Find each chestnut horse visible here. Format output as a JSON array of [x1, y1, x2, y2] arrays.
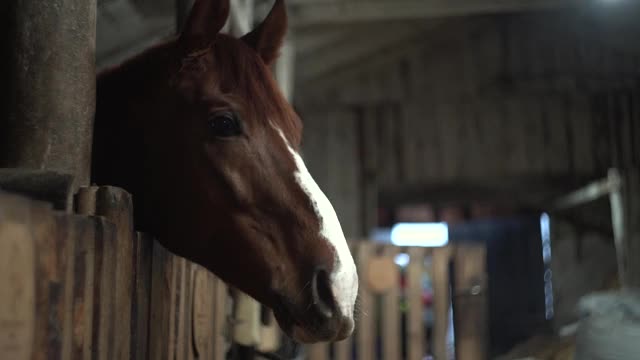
[[92, 0, 357, 343]]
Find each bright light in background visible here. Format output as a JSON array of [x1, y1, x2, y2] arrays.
[[540, 212, 554, 320], [394, 253, 410, 267], [390, 222, 449, 247]]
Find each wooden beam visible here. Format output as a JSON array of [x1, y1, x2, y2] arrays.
[[378, 174, 598, 207], [296, 22, 434, 82], [294, 18, 486, 99], [289, 0, 579, 27], [553, 170, 621, 210]]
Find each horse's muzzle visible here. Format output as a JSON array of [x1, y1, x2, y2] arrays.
[[272, 267, 355, 343]]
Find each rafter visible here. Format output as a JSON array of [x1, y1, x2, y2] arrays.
[[296, 21, 435, 82], [289, 0, 579, 27]]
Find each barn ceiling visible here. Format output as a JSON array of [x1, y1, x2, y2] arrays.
[[96, 0, 639, 85]]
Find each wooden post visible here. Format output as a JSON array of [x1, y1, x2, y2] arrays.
[[452, 244, 488, 360], [611, 167, 640, 289], [1, 0, 97, 189]]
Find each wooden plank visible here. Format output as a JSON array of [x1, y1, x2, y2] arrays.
[[212, 277, 228, 360], [569, 95, 595, 175], [452, 244, 489, 360], [70, 216, 96, 360], [360, 107, 379, 233], [334, 337, 352, 360], [92, 217, 117, 360], [432, 246, 452, 360], [356, 242, 375, 360], [307, 342, 329, 360], [290, 0, 579, 27], [175, 257, 189, 360], [30, 201, 76, 360], [148, 242, 174, 360], [522, 96, 546, 174], [192, 266, 215, 360], [59, 215, 77, 360], [407, 247, 426, 360], [75, 186, 99, 216], [503, 98, 529, 175], [95, 186, 134, 360], [381, 245, 401, 360], [131, 232, 153, 360], [0, 192, 36, 360], [543, 96, 571, 175]]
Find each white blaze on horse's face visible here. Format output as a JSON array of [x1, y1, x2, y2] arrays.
[[275, 128, 359, 322]]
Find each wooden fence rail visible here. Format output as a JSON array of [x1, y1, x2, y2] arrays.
[[0, 187, 230, 360]]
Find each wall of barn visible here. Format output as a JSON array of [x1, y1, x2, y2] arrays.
[[298, 10, 640, 328]]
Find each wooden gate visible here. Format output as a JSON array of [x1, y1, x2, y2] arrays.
[[306, 242, 488, 360], [0, 186, 230, 360]]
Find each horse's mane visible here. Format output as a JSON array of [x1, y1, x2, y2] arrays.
[[96, 34, 302, 147]]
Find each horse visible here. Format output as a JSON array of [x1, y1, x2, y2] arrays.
[[91, 0, 358, 343]]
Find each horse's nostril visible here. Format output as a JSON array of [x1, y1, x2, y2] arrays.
[[311, 268, 335, 319]]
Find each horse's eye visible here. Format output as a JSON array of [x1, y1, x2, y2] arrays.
[[208, 111, 242, 138]]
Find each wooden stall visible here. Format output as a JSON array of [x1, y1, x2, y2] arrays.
[[0, 187, 230, 360], [0, 184, 493, 359]]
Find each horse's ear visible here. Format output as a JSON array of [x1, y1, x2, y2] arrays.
[[241, 0, 287, 65], [181, 0, 230, 39]]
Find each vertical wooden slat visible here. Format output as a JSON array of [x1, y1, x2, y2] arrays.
[[334, 337, 353, 360], [30, 201, 55, 360], [131, 233, 153, 360], [193, 266, 215, 360], [212, 277, 228, 360], [95, 187, 134, 360], [432, 246, 452, 360], [381, 246, 401, 360], [407, 247, 425, 360], [175, 258, 188, 360], [75, 186, 99, 216], [569, 95, 594, 175], [356, 242, 375, 360], [184, 263, 195, 360], [70, 216, 96, 360], [452, 244, 489, 360], [0, 193, 35, 360], [168, 255, 179, 360], [360, 108, 379, 233], [92, 218, 117, 360], [59, 215, 76, 360], [148, 242, 174, 360], [307, 342, 330, 360]]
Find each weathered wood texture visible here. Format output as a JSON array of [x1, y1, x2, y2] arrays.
[[1, 0, 96, 190], [299, 11, 640, 237], [0, 188, 230, 360], [306, 242, 475, 360]]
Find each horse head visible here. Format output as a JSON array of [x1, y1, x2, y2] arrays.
[[98, 0, 358, 343]]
